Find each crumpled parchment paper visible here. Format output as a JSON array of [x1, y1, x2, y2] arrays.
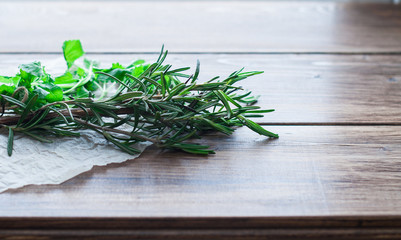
[[0, 57, 152, 193], [0, 129, 151, 193]]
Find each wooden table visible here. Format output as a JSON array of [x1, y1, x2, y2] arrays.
[[1, 1, 401, 239]]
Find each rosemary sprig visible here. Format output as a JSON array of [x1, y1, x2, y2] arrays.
[[0, 40, 278, 156]]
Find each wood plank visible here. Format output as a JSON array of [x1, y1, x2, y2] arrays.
[[1, 216, 401, 240], [1, 54, 400, 123], [1, 126, 401, 217], [0, 2, 401, 53]]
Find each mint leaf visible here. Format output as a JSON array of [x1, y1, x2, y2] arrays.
[[74, 86, 90, 98], [97, 68, 129, 83], [54, 72, 76, 85], [43, 84, 63, 102], [0, 76, 19, 86], [62, 40, 84, 67], [18, 62, 45, 89], [19, 61, 44, 79], [0, 84, 16, 95], [33, 83, 64, 105]]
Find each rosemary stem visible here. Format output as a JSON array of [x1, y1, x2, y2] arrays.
[[37, 100, 77, 112], [74, 118, 158, 144]]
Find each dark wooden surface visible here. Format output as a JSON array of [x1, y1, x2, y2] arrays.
[[0, 1, 401, 53], [1, 1, 401, 239], [2, 126, 401, 217], [1, 216, 401, 239], [2, 54, 401, 124]]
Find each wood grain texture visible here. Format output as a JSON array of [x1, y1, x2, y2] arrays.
[[0, 2, 401, 53], [1, 54, 400, 123], [1, 126, 401, 217], [1, 216, 401, 239], [1, 1, 401, 239], [1, 126, 401, 238]]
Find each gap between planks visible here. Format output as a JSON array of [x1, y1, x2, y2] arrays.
[[256, 122, 401, 126], [2, 51, 401, 55]]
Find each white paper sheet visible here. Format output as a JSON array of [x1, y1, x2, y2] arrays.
[[0, 129, 151, 193]]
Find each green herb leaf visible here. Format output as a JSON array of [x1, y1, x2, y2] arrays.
[[62, 40, 85, 67], [237, 115, 279, 138], [7, 127, 14, 156], [19, 62, 44, 78]]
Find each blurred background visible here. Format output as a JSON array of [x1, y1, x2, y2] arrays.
[[1, 0, 400, 53]]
